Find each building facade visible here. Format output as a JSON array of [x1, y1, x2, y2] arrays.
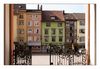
[[74, 13, 85, 48], [14, 4, 42, 52], [65, 13, 77, 45], [14, 4, 26, 43], [42, 11, 65, 52], [13, 4, 85, 53], [14, 4, 26, 42], [65, 13, 85, 48], [26, 10, 42, 52]]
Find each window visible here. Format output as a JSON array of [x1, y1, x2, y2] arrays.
[[32, 15, 38, 20], [79, 29, 85, 33], [66, 39, 69, 42], [44, 36, 49, 42], [70, 21, 74, 24], [80, 20, 85, 25], [19, 39, 23, 42], [45, 29, 49, 34], [66, 21, 70, 26], [34, 15, 38, 18], [34, 21, 39, 26], [66, 21, 69, 23], [59, 29, 63, 34], [79, 37, 85, 42], [19, 14, 23, 19], [59, 36, 63, 42], [28, 21, 32, 26], [36, 37, 40, 41], [46, 22, 50, 27], [70, 33, 73, 37], [18, 37, 24, 42], [17, 29, 24, 34], [28, 28, 32, 33], [34, 37, 39, 41], [58, 22, 62, 27], [51, 16, 55, 20], [18, 5, 22, 8], [18, 20, 24, 25], [51, 28, 56, 35], [69, 21, 74, 26], [52, 36, 56, 42], [34, 28, 39, 34], [28, 36, 33, 43], [70, 27, 73, 30]]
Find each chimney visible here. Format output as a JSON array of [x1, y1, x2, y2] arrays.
[[37, 4, 39, 10], [40, 5, 42, 10]]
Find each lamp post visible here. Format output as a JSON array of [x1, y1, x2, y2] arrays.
[[49, 43, 53, 65]]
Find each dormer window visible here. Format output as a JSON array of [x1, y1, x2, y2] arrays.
[[19, 5, 22, 8], [51, 16, 56, 20]]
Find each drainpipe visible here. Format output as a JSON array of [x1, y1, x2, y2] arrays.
[[87, 4, 90, 65]]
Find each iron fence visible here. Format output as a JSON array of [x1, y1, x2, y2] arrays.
[[13, 42, 32, 65], [49, 44, 86, 65]]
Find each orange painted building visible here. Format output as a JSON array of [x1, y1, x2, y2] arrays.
[[14, 4, 42, 52], [26, 10, 42, 52]]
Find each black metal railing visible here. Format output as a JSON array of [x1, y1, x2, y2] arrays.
[[49, 44, 86, 65], [13, 42, 32, 65]]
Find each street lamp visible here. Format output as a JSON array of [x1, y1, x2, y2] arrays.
[[49, 43, 53, 65]]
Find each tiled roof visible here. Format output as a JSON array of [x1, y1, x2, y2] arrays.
[[65, 13, 85, 20], [14, 4, 26, 10], [42, 11, 65, 21], [26, 10, 42, 13], [73, 13, 85, 20], [64, 13, 76, 20], [14, 4, 26, 14]]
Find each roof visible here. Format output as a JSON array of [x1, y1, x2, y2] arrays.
[[14, 4, 26, 14], [42, 11, 65, 22], [73, 13, 85, 20], [26, 10, 42, 13], [64, 13, 76, 20], [65, 13, 85, 20]]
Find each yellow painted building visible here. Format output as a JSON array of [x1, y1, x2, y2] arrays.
[[77, 20, 85, 44], [75, 13, 85, 48], [17, 10, 27, 43], [65, 13, 85, 48]]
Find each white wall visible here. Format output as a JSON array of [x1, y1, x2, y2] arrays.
[[4, 4, 10, 65], [77, 20, 85, 44], [32, 55, 49, 65], [90, 4, 95, 65], [85, 4, 95, 65]]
